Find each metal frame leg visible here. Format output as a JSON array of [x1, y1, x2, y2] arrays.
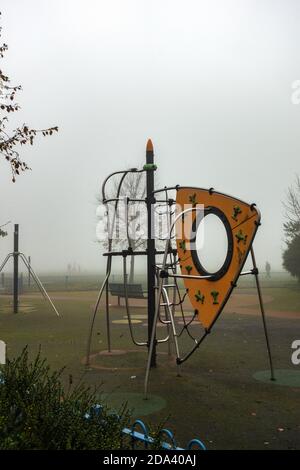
[[0, 253, 13, 274], [105, 276, 111, 352], [144, 274, 163, 398], [86, 258, 112, 366], [162, 286, 181, 376], [251, 247, 275, 381], [0, 252, 59, 317], [123, 256, 147, 347], [19, 253, 59, 316]]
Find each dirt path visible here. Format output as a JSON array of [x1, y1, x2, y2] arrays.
[[17, 290, 300, 319]]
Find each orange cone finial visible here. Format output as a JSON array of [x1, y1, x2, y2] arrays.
[[146, 139, 153, 152]]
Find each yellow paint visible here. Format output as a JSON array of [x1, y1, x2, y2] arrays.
[[112, 319, 142, 325], [176, 187, 260, 329]]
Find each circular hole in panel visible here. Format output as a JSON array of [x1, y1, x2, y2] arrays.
[[195, 213, 229, 274]]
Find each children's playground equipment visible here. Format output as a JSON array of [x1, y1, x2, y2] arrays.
[[0, 224, 59, 316], [86, 140, 275, 397]]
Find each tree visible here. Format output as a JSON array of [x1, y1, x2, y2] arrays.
[[0, 221, 8, 238], [0, 12, 58, 182], [97, 172, 146, 283], [283, 235, 300, 282], [96, 170, 172, 283], [0, 348, 129, 449], [283, 175, 300, 282], [283, 175, 300, 241]]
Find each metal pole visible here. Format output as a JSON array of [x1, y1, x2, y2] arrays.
[[13, 224, 19, 314], [19, 253, 59, 316], [86, 263, 111, 366], [28, 256, 31, 287], [20, 272, 23, 294], [106, 273, 111, 352], [146, 139, 156, 367], [144, 236, 171, 397], [250, 247, 275, 381]]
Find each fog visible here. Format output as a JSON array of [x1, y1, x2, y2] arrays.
[[0, 0, 299, 273]]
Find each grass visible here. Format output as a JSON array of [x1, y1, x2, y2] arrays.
[[265, 287, 300, 312], [0, 276, 300, 450]]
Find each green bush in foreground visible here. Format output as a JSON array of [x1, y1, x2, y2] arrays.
[[0, 348, 129, 450]]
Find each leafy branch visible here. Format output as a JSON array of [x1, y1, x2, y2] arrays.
[[0, 11, 58, 182]]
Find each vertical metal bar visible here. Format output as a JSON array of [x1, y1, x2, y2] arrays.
[[144, 238, 171, 398], [13, 224, 19, 314], [28, 255, 31, 287], [123, 256, 147, 346], [144, 274, 162, 398], [146, 139, 156, 367], [250, 247, 275, 381], [0, 254, 13, 276], [170, 252, 177, 358], [86, 259, 112, 366], [106, 258, 111, 353], [162, 287, 180, 360], [20, 272, 23, 294], [19, 253, 59, 316]]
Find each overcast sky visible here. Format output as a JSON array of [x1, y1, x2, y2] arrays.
[[0, 0, 299, 273]]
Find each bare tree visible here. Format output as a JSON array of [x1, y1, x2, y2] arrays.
[[283, 174, 300, 242], [0, 12, 58, 181], [97, 171, 146, 283], [282, 175, 300, 282], [0, 227, 7, 237], [96, 170, 173, 283]]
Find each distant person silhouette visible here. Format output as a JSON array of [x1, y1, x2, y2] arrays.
[[265, 261, 271, 278]]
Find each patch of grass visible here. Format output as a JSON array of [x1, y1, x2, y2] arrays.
[[0, 284, 300, 449], [265, 287, 300, 312], [0, 348, 129, 449]]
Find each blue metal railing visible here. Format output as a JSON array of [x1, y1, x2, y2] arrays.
[[0, 372, 206, 451], [122, 418, 206, 450], [86, 404, 206, 450]]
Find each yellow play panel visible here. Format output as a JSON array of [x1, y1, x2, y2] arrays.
[[176, 187, 260, 330]]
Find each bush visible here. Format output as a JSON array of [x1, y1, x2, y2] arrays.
[[0, 348, 129, 449], [283, 234, 300, 283]]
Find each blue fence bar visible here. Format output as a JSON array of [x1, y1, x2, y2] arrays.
[[122, 418, 206, 450], [0, 376, 206, 451], [86, 404, 206, 450]]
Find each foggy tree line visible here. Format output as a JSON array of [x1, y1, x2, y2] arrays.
[[283, 175, 300, 283]]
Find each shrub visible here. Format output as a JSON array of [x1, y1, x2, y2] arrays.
[[0, 348, 129, 449], [283, 235, 300, 283]]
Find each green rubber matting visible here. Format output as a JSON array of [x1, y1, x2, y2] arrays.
[[253, 369, 300, 387], [112, 319, 142, 324], [99, 392, 167, 417], [123, 314, 147, 320]]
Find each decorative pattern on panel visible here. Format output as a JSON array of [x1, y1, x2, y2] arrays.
[[175, 187, 260, 330]]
